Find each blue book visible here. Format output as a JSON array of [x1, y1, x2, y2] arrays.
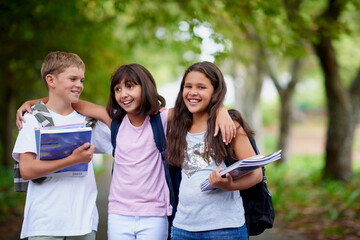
[[35, 126, 92, 177]]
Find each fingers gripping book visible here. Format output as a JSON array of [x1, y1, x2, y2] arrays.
[[35, 123, 92, 177], [200, 150, 282, 191]]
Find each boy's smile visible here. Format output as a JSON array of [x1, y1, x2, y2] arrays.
[[51, 67, 85, 104]]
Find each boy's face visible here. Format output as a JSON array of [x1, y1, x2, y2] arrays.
[[50, 67, 85, 104]]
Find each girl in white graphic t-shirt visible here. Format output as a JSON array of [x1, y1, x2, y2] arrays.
[[166, 61, 263, 240]]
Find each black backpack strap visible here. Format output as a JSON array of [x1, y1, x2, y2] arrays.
[[226, 136, 274, 236], [248, 137, 260, 155]]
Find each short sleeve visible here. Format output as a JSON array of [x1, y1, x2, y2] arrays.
[[92, 120, 112, 155], [12, 113, 39, 162]]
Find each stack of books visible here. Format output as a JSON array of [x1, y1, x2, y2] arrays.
[[200, 150, 282, 192], [35, 123, 92, 177]]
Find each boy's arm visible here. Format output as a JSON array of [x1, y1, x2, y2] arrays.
[[168, 105, 236, 144], [16, 97, 48, 130], [19, 142, 95, 180], [72, 100, 111, 128]]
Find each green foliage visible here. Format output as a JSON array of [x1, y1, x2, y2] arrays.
[[265, 153, 360, 238], [0, 166, 25, 222]]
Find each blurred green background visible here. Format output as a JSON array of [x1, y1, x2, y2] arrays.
[[1, 0, 360, 239]]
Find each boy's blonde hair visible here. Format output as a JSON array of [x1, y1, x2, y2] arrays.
[[41, 51, 85, 89]]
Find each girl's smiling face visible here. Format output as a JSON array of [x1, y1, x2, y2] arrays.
[[114, 79, 142, 115], [182, 71, 214, 117]]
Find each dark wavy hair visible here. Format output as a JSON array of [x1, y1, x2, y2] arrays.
[[106, 64, 166, 121], [166, 61, 253, 166]]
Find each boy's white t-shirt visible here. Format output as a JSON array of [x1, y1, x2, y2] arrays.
[[12, 110, 111, 239]]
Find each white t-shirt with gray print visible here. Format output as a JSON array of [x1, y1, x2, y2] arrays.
[[173, 131, 245, 232]]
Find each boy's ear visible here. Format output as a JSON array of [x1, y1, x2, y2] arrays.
[[45, 74, 56, 88]]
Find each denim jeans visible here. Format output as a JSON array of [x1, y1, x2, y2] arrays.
[[171, 225, 248, 240]]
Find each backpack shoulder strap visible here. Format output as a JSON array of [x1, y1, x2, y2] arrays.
[[248, 137, 260, 155], [15, 101, 53, 192], [224, 137, 260, 167], [110, 119, 122, 157], [85, 117, 97, 129], [31, 101, 54, 127], [149, 113, 166, 159], [149, 112, 181, 223]]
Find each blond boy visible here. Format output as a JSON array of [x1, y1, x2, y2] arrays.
[[12, 51, 111, 240]]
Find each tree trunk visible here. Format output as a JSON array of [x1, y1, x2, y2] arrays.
[[1, 68, 16, 167], [313, 37, 353, 180], [279, 59, 300, 162], [230, 49, 264, 148], [277, 91, 293, 163]]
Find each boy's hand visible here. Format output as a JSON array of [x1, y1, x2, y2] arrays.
[[16, 101, 33, 130], [72, 142, 95, 163], [208, 168, 234, 191], [214, 106, 236, 145]]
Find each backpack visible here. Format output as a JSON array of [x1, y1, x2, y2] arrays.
[[110, 113, 181, 220], [224, 137, 275, 236], [14, 101, 97, 192]]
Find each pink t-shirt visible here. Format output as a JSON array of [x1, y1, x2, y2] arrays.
[[108, 109, 172, 216]]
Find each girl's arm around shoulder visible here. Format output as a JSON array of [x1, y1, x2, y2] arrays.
[[16, 97, 49, 130], [215, 105, 237, 144], [73, 100, 111, 128], [208, 122, 262, 191]]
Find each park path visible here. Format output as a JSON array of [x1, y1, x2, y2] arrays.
[[94, 157, 112, 240]]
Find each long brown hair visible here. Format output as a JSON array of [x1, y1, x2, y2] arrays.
[[166, 61, 254, 166], [106, 64, 166, 121]]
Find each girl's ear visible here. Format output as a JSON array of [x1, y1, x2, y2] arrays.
[[46, 74, 56, 88]]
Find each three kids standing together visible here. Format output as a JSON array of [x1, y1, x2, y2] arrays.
[[15, 51, 262, 240]]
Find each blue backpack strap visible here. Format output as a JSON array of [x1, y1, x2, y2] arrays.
[[149, 113, 166, 156], [149, 113, 180, 221], [110, 119, 122, 157]]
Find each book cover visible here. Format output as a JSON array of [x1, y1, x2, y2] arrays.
[[35, 126, 92, 177], [200, 150, 282, 192]]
